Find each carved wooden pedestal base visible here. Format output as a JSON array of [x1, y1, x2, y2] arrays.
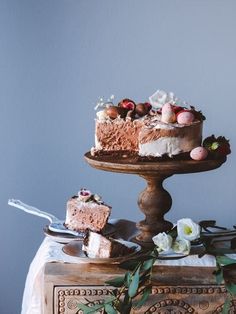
[[136, 174, 173, 244]]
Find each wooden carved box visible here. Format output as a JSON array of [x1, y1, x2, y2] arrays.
[[43, 262, 236, 314]]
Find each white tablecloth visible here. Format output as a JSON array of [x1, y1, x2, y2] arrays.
[[21, 220, 230, 314]]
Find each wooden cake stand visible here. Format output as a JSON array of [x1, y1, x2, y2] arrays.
[[84, 152, 226, 247]]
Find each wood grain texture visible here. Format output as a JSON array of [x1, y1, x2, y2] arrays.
[[43, 262, 236, 314], [84, 152, 226, 176]]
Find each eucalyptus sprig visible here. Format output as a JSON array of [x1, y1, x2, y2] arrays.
[[77, 219, 236, 314], [214, 256, 236, 314], [77, 251, 156, 314]]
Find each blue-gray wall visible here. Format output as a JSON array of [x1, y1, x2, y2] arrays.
[[1, 1, 236, 313]]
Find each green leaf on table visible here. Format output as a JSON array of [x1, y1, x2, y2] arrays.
[[134, 286, 152, 308], [125, 271, 132, 287], [141, 258, 155, 271], [226, 283, 236, 295], [104, 303, 117, 314], [222, 296, 231, 314], [104, 296, 117, 303], [214, 268, 223, 285], [77, 303, 102, 314], [216, 256, 236, 266], [105, 276, 125, 287], [128, 266, 140, 298]]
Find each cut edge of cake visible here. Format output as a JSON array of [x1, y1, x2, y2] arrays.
[[91, 90, 206, 159], [82, 230, 137, 259], [65, 189, 111, 233]]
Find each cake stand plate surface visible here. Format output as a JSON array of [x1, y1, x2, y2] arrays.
[[84, 152, 226, 247], [84, 152, 226, 175]]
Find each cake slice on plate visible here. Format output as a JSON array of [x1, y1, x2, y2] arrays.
[[82, 230, 136, 258]]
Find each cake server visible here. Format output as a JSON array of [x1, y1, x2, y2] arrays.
[[8, 199, 80, 236]]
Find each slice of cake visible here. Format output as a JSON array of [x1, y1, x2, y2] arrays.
[[82, 230, 136, 258], [91, 90, 205, 159], [65, 189, 111, 232]]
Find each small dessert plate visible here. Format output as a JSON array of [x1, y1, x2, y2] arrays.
[[43, 226, 82, 244], [62, 240, 141, 264]]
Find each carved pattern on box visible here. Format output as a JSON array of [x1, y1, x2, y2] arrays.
[[145, 299, 195, 313], [213, 299, 236, 313], [56, 287, 113, 314], [54, 285, 236, 314]]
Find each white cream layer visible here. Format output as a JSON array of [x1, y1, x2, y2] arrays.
[[139, 136, 200, 157], [82, 232, 111, 258]]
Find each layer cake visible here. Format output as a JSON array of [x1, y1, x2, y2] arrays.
[[91, 90, 205, 159]]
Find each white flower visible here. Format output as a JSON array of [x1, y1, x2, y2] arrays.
[[149, 90, 177, 109], [152, 232, 173, 252], [172, 238, 191, 255], [78, 189, 92, 202], [177, 218, 200, 241]]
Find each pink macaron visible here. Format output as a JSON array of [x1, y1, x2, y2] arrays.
[[190, 147, 208, 161]]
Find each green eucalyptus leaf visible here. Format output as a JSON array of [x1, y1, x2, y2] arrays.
[[226, 283, 236, 295], [214, 269, 224, 285], [135, 286, 152, 308], [105, 276, 126, 287], [104, 303, 118, 314], [125, 271, 132, 287], [104, 296, 117, 303], [222, 296, 231, 314], [216, 256, 236, 266], [141, 258, 155, 271], [128, 266, 140, 298], [77, 303, 102, 314], [77, 303, 91, 312]]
